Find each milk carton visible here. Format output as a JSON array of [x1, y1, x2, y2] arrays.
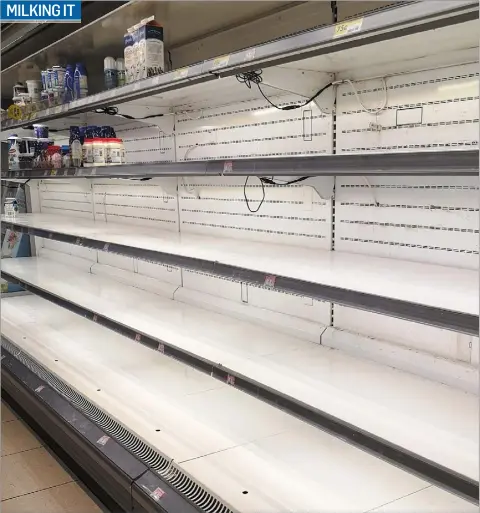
[[130, 23, 142, 82], [123, 29, 134, 84], [137, 16, 164, 80]]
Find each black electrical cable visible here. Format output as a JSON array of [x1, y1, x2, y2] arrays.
[[236, 70, 333, 111], [93, 106, 164, 119], [260, 176, 310, 186], [243, 175, 265, 213]]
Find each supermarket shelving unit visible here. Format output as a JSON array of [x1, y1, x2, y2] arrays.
[[1, 2, 479, 512]]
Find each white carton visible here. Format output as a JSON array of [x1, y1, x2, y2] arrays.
[[137, 16, 164, 80]]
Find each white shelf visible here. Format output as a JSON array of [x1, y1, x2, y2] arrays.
[[2, 256, 477, 482], [4, 213, 478, 318], [2, 293, 477, 513]]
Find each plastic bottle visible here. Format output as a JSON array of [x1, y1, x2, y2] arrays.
[[52, 66, 66, 89], [116, 58, 126, 87], [104, 57, 117, 90], [93, 138, 106, 166], [107, 138, 124, 165], [74, 63, 88, 99], [49, 146, 63, 168], [71, 139, 82, 167], [119, 138, 126, 164], [64, 65, 74, 103], [83, 138, 94, 167], [61, 145, 71, 168]]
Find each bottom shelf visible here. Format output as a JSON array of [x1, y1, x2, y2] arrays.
[[1, 257, 478, 485], [1, 294, 477, 513]]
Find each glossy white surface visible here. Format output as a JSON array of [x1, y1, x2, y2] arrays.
[[2, 294, 477, 513], [5, 213, 478, 314], [2, 257, 478, 480]]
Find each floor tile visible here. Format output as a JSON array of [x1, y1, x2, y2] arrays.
[[1, 482, 103, 513], [1, 402, 17, 423], [1, 419, 42, 456], [2, 447, 74, 500]]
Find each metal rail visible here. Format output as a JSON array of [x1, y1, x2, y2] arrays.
[[2, 224, 477, 335], [2, 150, 478, 180]]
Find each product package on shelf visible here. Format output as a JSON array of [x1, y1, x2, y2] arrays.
[[125, 16, 164, 83], [138, 16, 164, 79]]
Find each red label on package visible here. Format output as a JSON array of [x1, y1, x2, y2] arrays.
[[226, 374, 235, 386]]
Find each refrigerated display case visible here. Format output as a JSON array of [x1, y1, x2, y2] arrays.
[[1, 2, 479, 512]]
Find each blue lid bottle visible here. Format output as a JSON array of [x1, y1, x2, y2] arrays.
[[74, 63, 88, 100], [64, 64, 74, 103]]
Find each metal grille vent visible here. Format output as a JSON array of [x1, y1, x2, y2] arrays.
[[1, 338, 234, 513]]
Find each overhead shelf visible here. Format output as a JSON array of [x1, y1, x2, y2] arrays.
[[2, 150, 478, 180], [3, 213, 478, 334], [2, 0, 478, 131], [1, 257, 478, 498], [3, 293, 477, 511]]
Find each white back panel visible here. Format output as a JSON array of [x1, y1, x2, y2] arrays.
[[115, 118, 175, 164], [39, 179, 93, 219], [175, 94, 332, 160], [335, 176, 479, 268], [179, 176, 332, 249], [336, 63, 479, 153], [182, 268, 331, 325], [93, 178, 179, 231]]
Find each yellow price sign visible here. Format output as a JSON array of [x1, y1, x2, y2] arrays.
[[174, 67, 189, 80], [333, 18, 363, 39], [211, 55, 230, 70]]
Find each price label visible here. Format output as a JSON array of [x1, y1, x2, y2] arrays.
[[157, 343, 165, 354], [96, 435, 110, 446], [244, 49, 256, 62], [93, 314, 98, 322], [333, 18, 363, 38], [135, 333, 142, 342], [226, 374, 235, 386], [174, 68, 189, 80], [50, 169, 58, 176], [103, 243, 110, 251], [35, 385, 45, 393], [264, 275, 276, 288], [223, 161, 233, 174], [211, 55, 230, 70], [150, 488, 165, 501]]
